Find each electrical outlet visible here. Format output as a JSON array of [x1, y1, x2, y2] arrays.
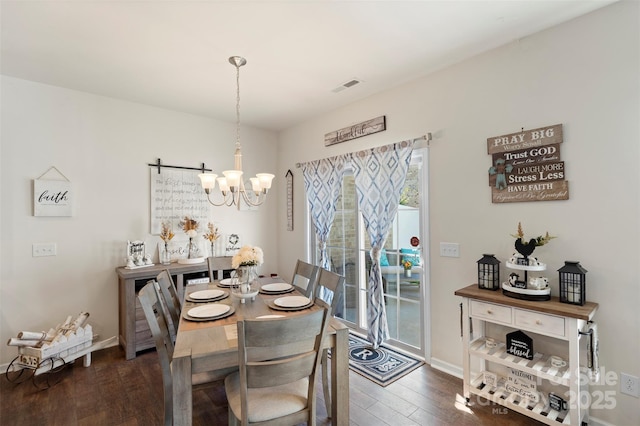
[[32, 242, 57, 257], [620, 372, 640, 397], [440, 242, 460, 258]]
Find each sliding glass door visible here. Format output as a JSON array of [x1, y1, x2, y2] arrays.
[[313, 152, 429, 357]]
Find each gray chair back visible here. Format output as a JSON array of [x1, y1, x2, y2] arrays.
[[138, 282, 174, 426], [226, 302, 330, 425], [155, 270, 181, 332], [207, 256, 234, 281], [291, 259, 320, 298], [315, 267, 345, 316]]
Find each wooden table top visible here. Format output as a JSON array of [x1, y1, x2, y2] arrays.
[[455, 284, 598, 320], [173, 279, 336, 366]]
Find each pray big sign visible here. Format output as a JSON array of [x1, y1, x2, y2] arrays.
[[487, 124, 570, 203]]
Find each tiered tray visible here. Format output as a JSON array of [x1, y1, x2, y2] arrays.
[[503, 261, 550, 301]]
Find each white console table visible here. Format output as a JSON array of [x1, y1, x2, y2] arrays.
[[456, 284, 598, 425]]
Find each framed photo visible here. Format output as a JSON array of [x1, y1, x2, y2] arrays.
[[225, 234, 241, 255]]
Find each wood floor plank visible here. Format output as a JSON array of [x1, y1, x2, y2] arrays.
[[1, 345, 545, 425], [365, 400, 421, 426]]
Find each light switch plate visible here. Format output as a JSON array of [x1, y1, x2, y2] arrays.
[[33, 242, 57, 257], [440, 242, 459, 257]]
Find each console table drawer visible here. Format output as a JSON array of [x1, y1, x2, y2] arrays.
[[470, 300, 512, 325], [514, 308, 565, 337]]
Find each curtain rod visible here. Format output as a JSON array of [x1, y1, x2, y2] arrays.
[[147, 158, 212, 174], [295, 133, 431, 168]]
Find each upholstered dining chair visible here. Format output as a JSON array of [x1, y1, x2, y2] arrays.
[[224, 301, 331, 426], [138, 282, 235, 426], [291, 259, 320, 298], [314, 268, 346, 416], [155, 269, 181, 333]]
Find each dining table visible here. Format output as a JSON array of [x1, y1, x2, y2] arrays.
[[171, 277, 350, 425]]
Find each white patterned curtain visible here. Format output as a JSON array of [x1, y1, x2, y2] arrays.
[[350, 140, 415, 348], [301, 156, 348, 270]]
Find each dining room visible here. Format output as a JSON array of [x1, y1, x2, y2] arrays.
[[1, 1, 639, 425]]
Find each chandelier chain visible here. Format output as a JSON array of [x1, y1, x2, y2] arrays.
[[235, 61, 241, 150], [198, 56, 274, 210]]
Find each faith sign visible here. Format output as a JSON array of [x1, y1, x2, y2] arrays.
[[33, 167, 72, 217]]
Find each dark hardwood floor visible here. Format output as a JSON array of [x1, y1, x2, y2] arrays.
[[1, 346, 541, 425]]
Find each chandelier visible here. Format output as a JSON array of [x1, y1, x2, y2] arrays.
[[199, 56, 274, 209]]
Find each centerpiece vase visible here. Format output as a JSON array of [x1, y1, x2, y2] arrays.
[[404, 269, 412, 278], [234, 265, 259, 303]]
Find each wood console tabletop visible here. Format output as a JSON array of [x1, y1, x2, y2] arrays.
[[455, 284, 598, 320]]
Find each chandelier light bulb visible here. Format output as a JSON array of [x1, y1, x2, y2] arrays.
[[198, 173, 217, 192], [256, 173, 275, 191]]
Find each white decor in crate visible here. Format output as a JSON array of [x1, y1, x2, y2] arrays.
[[6, 312, 117, 376]]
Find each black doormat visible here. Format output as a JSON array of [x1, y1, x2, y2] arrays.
[[334, 332, 424, 387]]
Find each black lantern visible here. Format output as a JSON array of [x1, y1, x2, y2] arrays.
[[558, 261, 587, 305], [477, 254, 500, 290]]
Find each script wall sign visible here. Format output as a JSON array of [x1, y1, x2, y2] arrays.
[[487, 123, 569, 203], [33, 166, 72, 217], [324, 115, 386, 146], [150, 169, 209, 235]]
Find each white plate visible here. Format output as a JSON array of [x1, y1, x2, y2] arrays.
[[189, 289, 225, 300], [187, 304, 230, 319], [256, 314, 285, 319], [219, 278, 239, 285], [261, 283, 293, 292], [274, 296, 311, 308]]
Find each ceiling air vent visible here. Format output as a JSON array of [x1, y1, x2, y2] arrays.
[[332, 78, 362, 93]]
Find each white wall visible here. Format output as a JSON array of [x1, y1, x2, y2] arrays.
[[275, 2, 639, 424], [0, 77, 279, 363]]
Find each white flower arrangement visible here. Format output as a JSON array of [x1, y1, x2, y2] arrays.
[[232, 245, 264, 269]]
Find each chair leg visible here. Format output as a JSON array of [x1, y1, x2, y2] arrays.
[[163, 375, 172, 426], [321, 348, 331, 417], [228, 405, 239, 426], [163, 398, 172, 426]]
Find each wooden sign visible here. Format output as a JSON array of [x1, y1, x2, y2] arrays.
[[492, 181, 569, 203], [487, 124, 569, 203], [487, 124, 563, 155], [324, 116, 386, 146], [506, 330, 534, 360], [488, 144, 562, 187], [506, 367, 539, 402], [33, 166, 72, 217]]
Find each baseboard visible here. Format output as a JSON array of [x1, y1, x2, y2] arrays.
[[429, 357, 463, 379]]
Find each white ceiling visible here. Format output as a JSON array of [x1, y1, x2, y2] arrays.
[[1, 1, 616, 131]]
